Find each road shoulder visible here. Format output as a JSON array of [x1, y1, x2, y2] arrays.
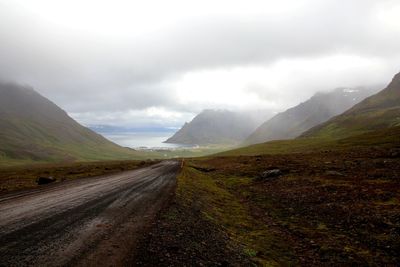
[[133, 165, 252, 266]]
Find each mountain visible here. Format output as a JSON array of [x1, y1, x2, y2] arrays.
[[164, 109, 264, 145], [301, 72, 400, 139], [244, 87, 378, 145], [0, 82, 141, 163]]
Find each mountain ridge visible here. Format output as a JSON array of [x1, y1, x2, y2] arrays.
[[165, 109, 265, 145], [244, 87, 378, 145], [301, 72, 400, 139], [0, 82, 141, 163]]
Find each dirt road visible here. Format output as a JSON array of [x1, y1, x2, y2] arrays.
[[0, 161, 180, 266]]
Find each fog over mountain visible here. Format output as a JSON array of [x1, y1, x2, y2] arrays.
[[0, 0, 399, 128], [165, 110, 269, 145], [302, 72, 400, 139], [245, 87, 379, 145]]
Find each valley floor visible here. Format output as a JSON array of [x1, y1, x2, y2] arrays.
[[135, 146, 400, 266], [0, 160, 157, 193]]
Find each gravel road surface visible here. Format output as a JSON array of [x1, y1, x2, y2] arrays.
[[0, 160, 179, 266]]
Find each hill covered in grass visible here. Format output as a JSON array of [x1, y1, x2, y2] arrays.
[[244, 87, 377, 145], [165, 109, 264, 145], [301, 72, 400, 139], [0, 82, 148, 164], [217, 126, 400, 157]]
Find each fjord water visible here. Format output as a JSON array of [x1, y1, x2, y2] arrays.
[[101, 131, 190, 149]]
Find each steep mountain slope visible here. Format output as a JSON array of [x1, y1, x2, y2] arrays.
[[0, 82, 141, 163], [165, 110, 263, 145], [245, 87, 377, 145], [302, 72, 400, 139]]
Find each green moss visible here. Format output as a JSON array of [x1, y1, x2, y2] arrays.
[[317, 223, 328, 230], [244, 248, 258, 257], [176, 166, 295, 266]]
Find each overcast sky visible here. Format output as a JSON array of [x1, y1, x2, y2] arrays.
[[0, 0, 399, 128]]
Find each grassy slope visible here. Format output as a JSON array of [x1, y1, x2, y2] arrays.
[[300, 107, 400, 140], [244, 87, 378, 145], [301, 73, 400, 139], [0, 83, 152, 164], [0, 115, 152, 163], [216, 126, 400, 157]]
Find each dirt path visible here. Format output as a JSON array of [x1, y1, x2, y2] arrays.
[[0, 161, 180, 266]]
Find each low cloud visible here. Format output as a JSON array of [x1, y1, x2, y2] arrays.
[[0, 0, 399, 127]]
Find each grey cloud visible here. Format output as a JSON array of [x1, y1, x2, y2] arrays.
[[0, 0, 399, 127]]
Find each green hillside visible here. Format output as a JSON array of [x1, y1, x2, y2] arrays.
[[244, 87, 377, 145], [0, 82, 151, 165], [301, 72, 400, 139], [216, 126, 400, 157]]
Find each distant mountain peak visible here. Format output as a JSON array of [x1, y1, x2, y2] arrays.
[[165, 109, 264, 145]]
